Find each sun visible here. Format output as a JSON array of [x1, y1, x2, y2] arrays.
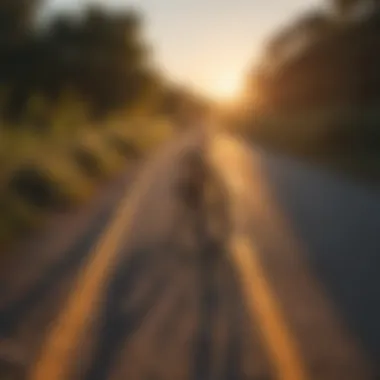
[[211, 74, 242, 102]]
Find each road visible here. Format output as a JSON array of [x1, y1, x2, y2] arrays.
[[0, 131, 379, 380]]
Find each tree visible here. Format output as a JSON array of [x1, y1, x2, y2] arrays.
[[332, 0, 366, 15], [265, 10, 332, 67], [0, 2, 160, 125], [0, 0, 41, 43], [330, 0, 380, 18]]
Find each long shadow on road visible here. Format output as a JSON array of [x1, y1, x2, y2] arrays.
[[154, 291, 188, 350], [220, 261, 243, 380], [83, 241, 178, 380], [0, 203, 116, 337], [192, 240, 221, 380]]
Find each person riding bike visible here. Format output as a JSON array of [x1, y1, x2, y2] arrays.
[[176, 148, 231, 250]]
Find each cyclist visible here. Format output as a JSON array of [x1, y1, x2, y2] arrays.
[[176, 148, 231, 250]]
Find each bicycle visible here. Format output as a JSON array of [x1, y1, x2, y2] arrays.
[[176, 149, 231, 254]]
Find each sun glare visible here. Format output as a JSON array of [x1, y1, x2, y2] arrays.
[[211, 74, 242, 102]]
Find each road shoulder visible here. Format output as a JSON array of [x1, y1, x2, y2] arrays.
[[211, 133, 375, 380]]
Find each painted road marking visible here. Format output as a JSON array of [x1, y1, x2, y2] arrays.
[[210, 134, 308, 380], [30, 147, 176, 380], [229, 235, 307, 380], [31, 130, 307, 380]]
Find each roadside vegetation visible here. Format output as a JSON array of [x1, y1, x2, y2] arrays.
[[239, 0, 380, 182], [0, 1, 193, 248]]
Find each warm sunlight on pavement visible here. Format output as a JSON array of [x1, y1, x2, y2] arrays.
[[210, 133, 308, 380], [209, 134, 251, 197]]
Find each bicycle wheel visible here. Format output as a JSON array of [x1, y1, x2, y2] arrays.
[[203, 173, 231, 251]]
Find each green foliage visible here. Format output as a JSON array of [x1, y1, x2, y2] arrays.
[[0, 0, 40, 41], [72, 146, 106, 179], [8, 165, 65, 209], [331, 0, 365, 15], [0, 1, 181, 248], [0, 2, 158, 124], [251, 0, 380, 115], [242, 0, 380, 181], [50, 90, 89, 136], [6, 152, 93, 211], [0, 189, 44, 246], [107, 133, 141, 159]]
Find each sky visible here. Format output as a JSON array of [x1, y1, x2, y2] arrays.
[[44, 0, 322, 100]]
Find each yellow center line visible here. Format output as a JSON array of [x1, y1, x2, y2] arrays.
[[210, 133, 308, 380], [229, 235, 308, 380], [30, 158, 165, 380], [31, 130, 308, 380]]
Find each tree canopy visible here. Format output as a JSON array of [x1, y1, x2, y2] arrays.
[[0, 1, 160, 124], [248, 0, 380, 114]]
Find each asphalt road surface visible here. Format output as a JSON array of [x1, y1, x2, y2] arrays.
[[0, 131, 379, 380]]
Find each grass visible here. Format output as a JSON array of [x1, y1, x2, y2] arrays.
[[72, 131, 124, 180], [0, 116, 174, 249], [0, 191, 44, 246]]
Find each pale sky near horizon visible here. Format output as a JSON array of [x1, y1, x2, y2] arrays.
[[44, 0, 322, 100]]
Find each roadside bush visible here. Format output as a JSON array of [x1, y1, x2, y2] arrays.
[[0, 192, 43, 245], [107, 134, 141, 159], [8, 165, 68, 210], [72, 130, 126, 180], [72, 145, 105, 179], [0, 118, 169, 249], [7, 151, 93, 212], [131, 118, 173, 153]]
